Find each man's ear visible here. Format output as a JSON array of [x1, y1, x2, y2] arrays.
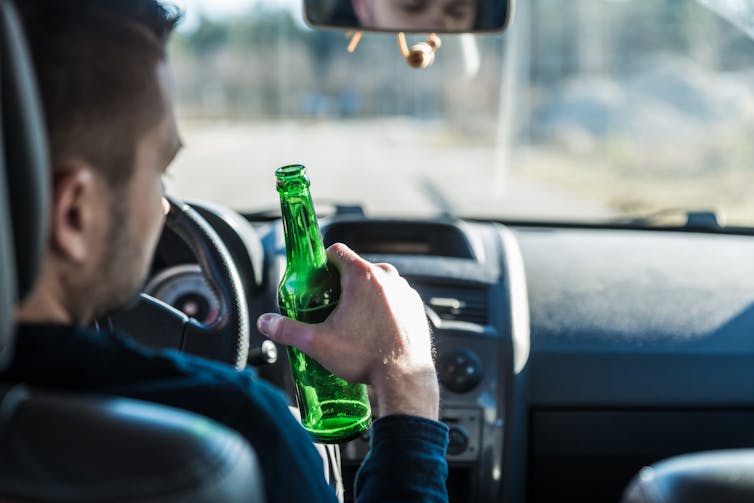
[[50, 165, 102, 264]]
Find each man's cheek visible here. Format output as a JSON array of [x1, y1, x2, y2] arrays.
[[146, 213, 164, 254]]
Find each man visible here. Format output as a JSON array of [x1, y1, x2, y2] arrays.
[[2, 1, 448, 502], [352, 0, 477, 32]]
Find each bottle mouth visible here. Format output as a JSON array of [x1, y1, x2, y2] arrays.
[[276, 164, 307, 179], [276, 164, 310, 191]]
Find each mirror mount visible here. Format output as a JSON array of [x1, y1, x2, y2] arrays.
[[345, 31, 443, 70], [398, 33, 442, 69]]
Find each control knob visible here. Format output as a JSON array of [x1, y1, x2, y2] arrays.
[[438, 349, 483, 393], [447, 426, 470, 456]]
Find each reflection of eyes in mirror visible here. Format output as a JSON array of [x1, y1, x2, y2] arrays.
[[352, 0, 477, 32], [304, 0, 512, 34]]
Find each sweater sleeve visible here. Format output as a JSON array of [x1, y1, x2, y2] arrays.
[[354, 415, 449, 503]]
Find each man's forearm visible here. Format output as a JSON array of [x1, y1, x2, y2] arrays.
[[372, 366, 440, 421]]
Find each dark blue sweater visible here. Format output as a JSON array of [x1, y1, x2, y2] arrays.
[[1, 324, 449, 503]]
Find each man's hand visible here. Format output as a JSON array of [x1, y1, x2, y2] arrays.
[[257, 243, 439, 421]]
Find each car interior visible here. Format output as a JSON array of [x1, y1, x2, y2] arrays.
[[4, 0, 754, 501]]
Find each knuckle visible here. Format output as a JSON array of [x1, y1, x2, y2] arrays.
[[407, 286, 424, 306], [328, 242, 352, 258], [376, 262, 399, 275], [351, 258, 373, 277], [398, 276, 414, 292]]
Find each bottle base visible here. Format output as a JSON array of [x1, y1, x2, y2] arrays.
[[303, 399, 372, 444]]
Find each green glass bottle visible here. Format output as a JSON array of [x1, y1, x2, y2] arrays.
[[275, 164, 371, 444]]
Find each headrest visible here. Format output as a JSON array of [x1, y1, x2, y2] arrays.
[[0, 104, 14, 368], [622, 450, 754, 503], [0, 0, 50, 369], [1, 0, 49, 300]]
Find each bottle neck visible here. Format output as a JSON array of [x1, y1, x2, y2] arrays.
[[279, 186, 327, 271]]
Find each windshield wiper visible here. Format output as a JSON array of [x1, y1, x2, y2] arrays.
[[608, 208, 726, 230], [419, 175, 457, 219]]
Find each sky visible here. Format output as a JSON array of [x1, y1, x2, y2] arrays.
[[170, 0, 305, 30]]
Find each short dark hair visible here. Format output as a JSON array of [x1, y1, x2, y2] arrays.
[[17, 0, 182, 188]]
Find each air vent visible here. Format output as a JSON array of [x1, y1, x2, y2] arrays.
[[413, 283, 488, 325]]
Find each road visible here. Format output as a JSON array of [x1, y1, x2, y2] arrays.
[[169, 119, 612, 221]]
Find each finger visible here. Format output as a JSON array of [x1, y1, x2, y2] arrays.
[[257, 313, 319, 354], [399, 276, 414, 291], [326, 243, 369, 273], [374, 262, 399, 276]]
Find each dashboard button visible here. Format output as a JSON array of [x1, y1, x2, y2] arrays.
[[439, 349, 483, 393]]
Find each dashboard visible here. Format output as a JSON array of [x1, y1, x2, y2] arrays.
[[145, 202, 754, 503]]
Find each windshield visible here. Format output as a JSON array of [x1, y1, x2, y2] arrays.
[[167, 0, 754, 225]]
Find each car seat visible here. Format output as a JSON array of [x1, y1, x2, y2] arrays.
[[622, 450, 754, 503]]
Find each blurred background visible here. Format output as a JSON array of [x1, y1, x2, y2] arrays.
[[166, 0, 754, 224]]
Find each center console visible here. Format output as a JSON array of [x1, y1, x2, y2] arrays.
[[318, 219, 530, 503]]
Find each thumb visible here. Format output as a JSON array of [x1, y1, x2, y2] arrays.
[[257, 313, 318, 353]]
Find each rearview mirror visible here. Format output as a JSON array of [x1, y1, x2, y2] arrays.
[[304, 0, 514, 34]]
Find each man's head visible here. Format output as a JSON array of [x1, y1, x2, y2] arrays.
[[16, 0, 182, 324], [352, 0, 477, 32]]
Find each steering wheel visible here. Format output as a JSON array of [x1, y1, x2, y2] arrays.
[[102, 195, 250, 370]]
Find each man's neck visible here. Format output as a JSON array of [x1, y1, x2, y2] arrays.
[[16, 262, 78, 325], [16, 289, 74, 325]]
